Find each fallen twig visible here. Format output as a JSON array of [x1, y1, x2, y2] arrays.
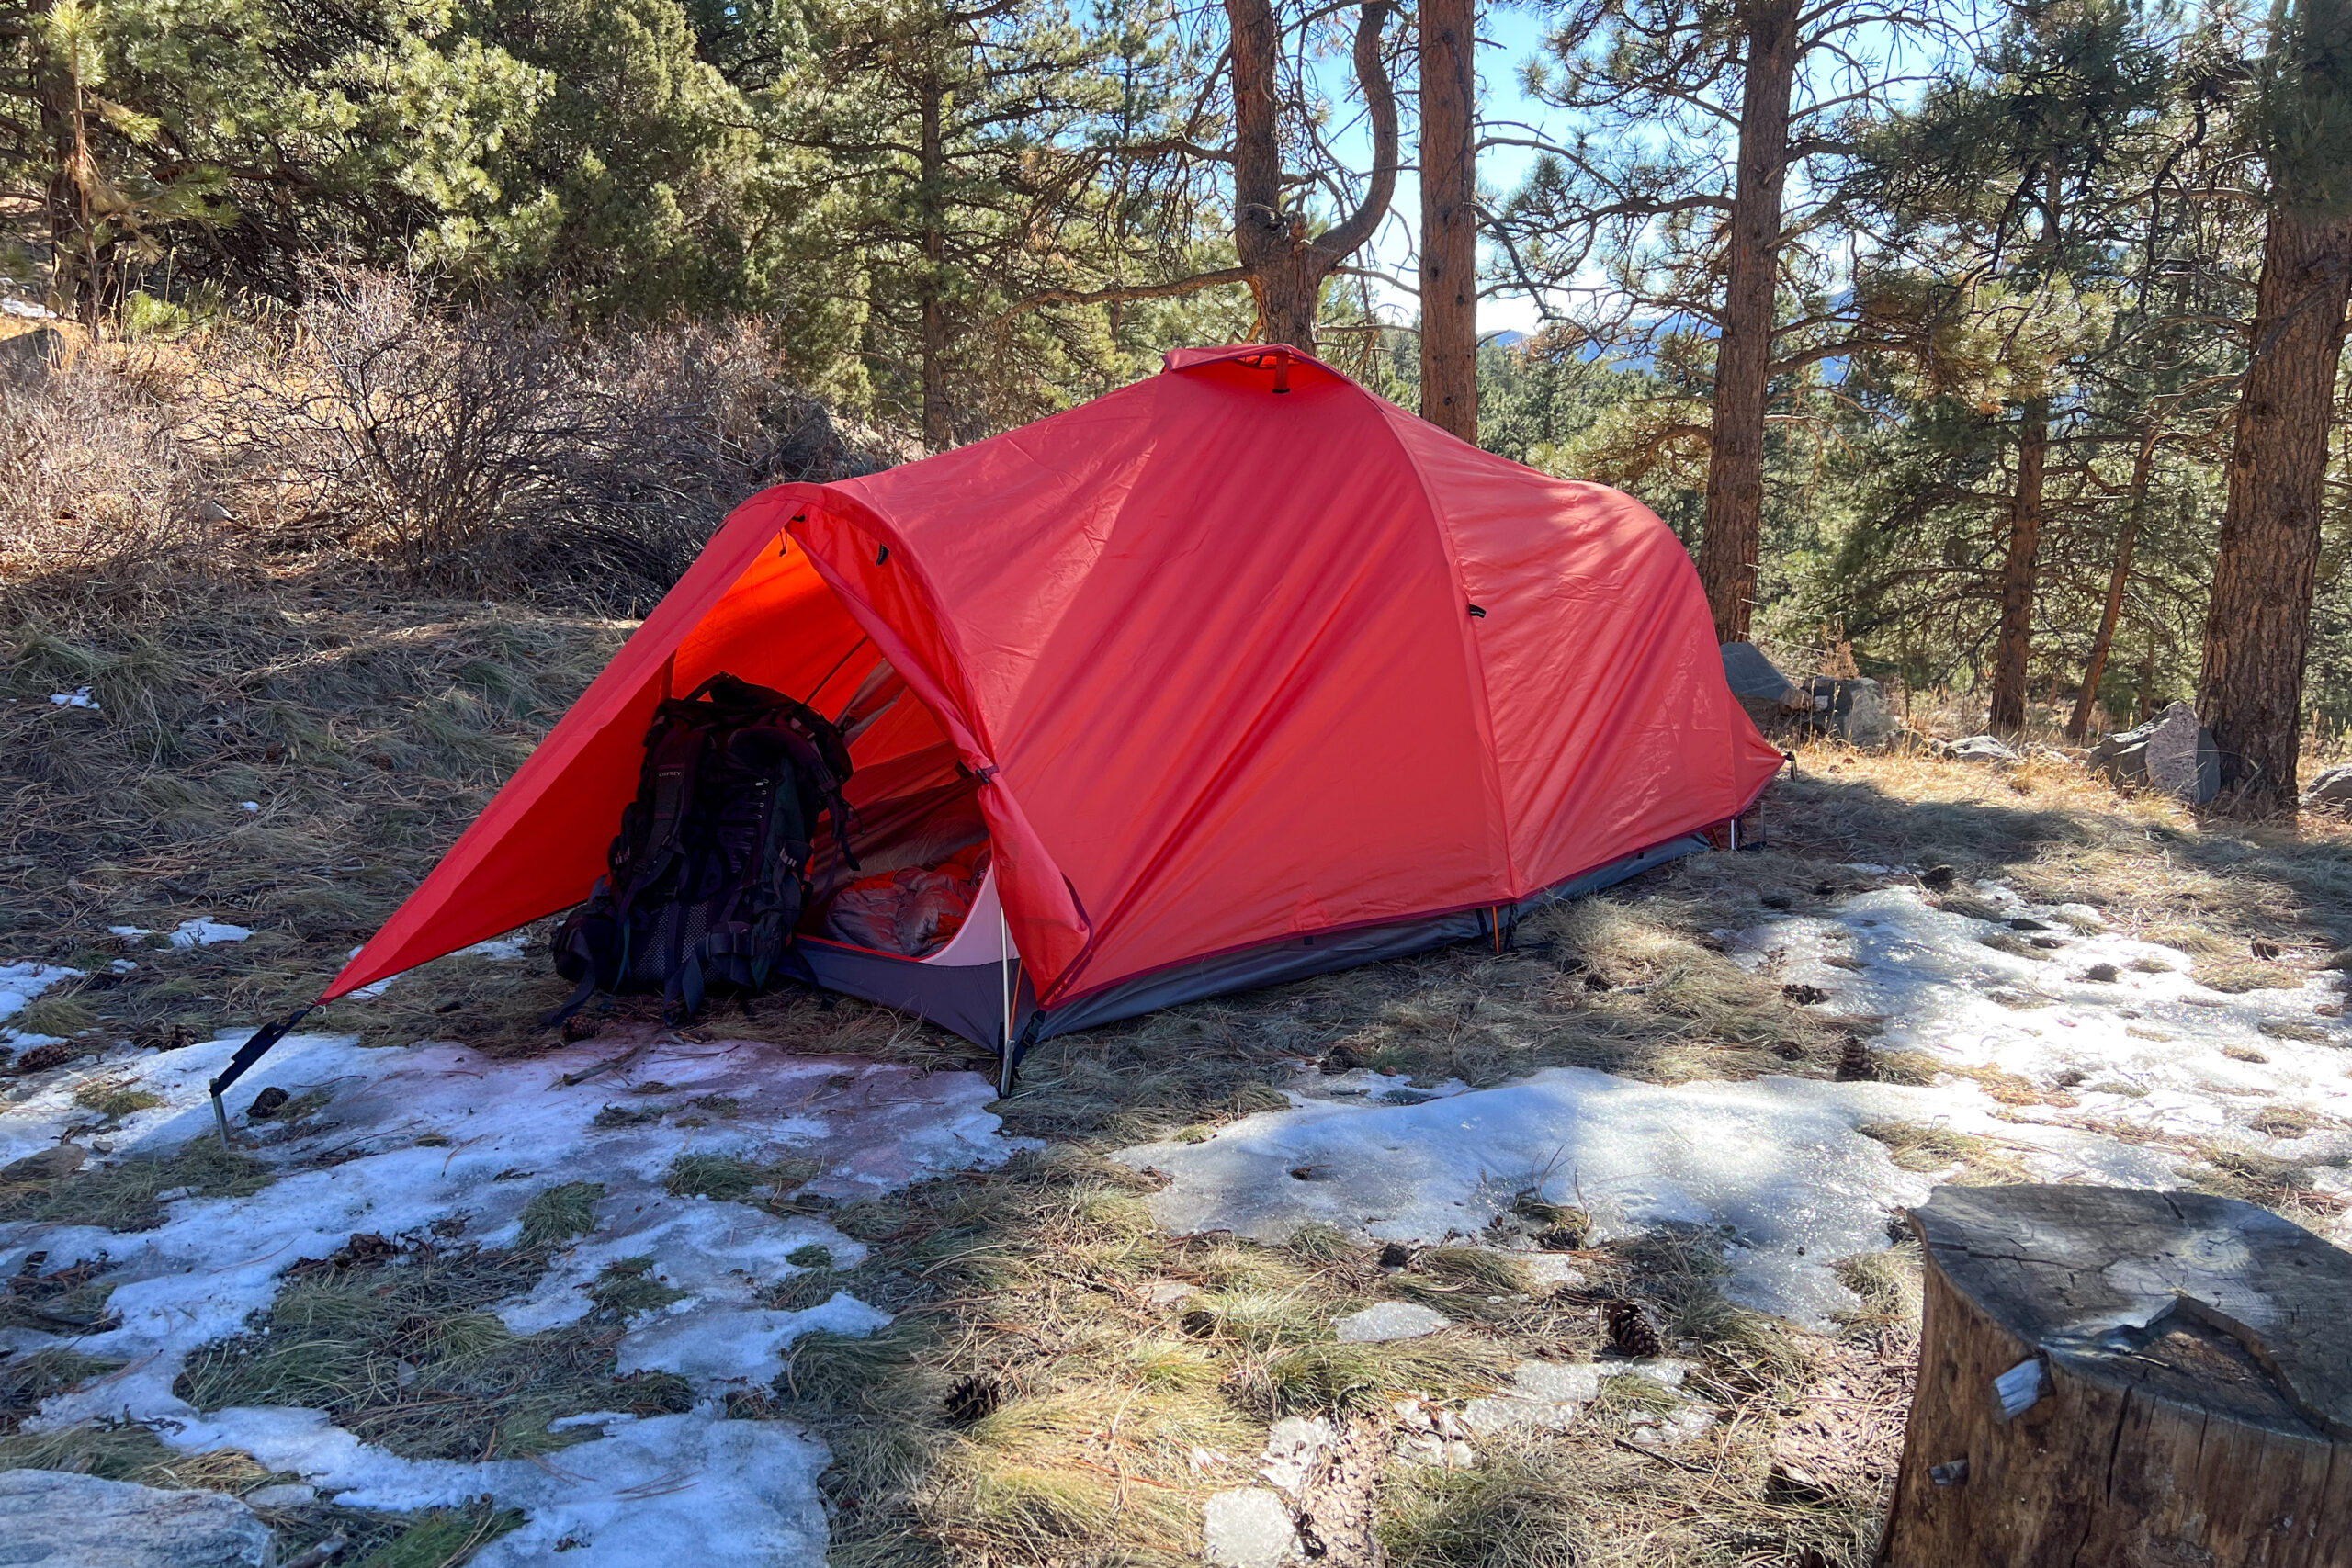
[[557, 1039, 654, 1089]]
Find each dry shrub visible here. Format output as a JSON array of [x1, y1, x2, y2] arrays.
[[7, 269, 906, 618], [0, 355, 217, 582], [208, 269, 900, 610]]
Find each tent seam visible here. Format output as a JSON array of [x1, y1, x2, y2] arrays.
[[1368, 400, 1521, 897]]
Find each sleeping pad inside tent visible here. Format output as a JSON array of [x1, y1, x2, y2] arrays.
[[212, 344, 1787, 1111]]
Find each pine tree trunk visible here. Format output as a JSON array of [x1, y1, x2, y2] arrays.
[[2066, 423, 2159, 742], [2197, 201, 2352, 814], [918, 74, 953, 452], [1227, 0, 1398, 354], [1250, 248, 1323, 352], [1987, 397, 2048, 737], [1691, 0, 1801, 644], [1418, 0, 1478, 441]]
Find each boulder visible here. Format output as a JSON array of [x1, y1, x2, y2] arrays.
[[1720, 645, 1898, 749], [1721, 642, 1807, 729], [1944, 734, 2018, 765], [1802, 675, 1900, 749], [2301, 763, 2352, 815], [0, 1468, 273, 1568], [0, 326, 64, 388], [2088, 701, 2219, 805]]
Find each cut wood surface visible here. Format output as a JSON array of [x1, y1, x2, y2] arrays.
[[1879, 1183, 2352, 1567]]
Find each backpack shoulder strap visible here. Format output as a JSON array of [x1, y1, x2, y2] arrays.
[[615, 713, 712, 918]]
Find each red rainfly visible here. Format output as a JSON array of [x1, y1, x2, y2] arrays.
[[325, 346, 1784, 1031]]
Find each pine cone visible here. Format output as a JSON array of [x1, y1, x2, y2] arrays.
[[1835, 1036, 1877, 1082], [1606, 1298, 1663, 1359], [944, 1374, 1003, 1427]]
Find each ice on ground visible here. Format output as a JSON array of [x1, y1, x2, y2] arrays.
[[1458, 1358, 1691, 1437], [1, 1029, 1025, 1565], [48, 686, 98, 709], [617, 1292, 894, 1382], [1202, 1487, 1299, 1568], [167, 918, 253, 948], [0, 961, 79, 1026]]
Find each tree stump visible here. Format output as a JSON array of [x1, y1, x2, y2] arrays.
[[1879, 1184, 2352, 1566]]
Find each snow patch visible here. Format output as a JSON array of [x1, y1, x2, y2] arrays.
[[1739, 884, 2352, 1166], [1124, 1068, 1997, 1325], [174, 1405, 831, 1567], [168, 918, 253, 948], [0, 962, 79, 1027], [3, 1030, 1025, 1566]]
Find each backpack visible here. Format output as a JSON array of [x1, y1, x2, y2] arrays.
[[549, 671, 857, 1023]]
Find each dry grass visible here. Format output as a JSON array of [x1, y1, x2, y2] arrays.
[[780, 1149, 1881, 1568], [0, 1136, 273, 1230]]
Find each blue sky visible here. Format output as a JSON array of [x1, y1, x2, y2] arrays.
[[1323, 2, 1973, 339]]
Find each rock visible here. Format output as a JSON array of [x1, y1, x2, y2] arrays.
[[1802, 675, 1901, 749], [1143, 1280, 1197, 1307], [1721, 641, 1900, 750], [0, 326, 64, 388], [2089, 701, 2219, 805], [1944, 734, 2019, 764], [0, 1144, 85, 1182], [2143, 702, 2221, 804], [1258, 1416, 1338, 1497], [1203, 1487, 1300, 1568], [1721, 643, 1808, 728], [2301, 763, 2352, 815], [241, 1483, 317, 1508], [1334, 1301, 1449, 1342], [0, 1468, 272, 1568]]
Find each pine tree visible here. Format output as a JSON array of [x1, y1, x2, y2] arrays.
[[2198, 0, 2352, 812]]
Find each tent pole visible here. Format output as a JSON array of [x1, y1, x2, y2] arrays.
[[998, 891, 1015, 1098]]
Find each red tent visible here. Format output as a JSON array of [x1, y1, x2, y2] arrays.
[[316, 344, 1782, 1067]]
